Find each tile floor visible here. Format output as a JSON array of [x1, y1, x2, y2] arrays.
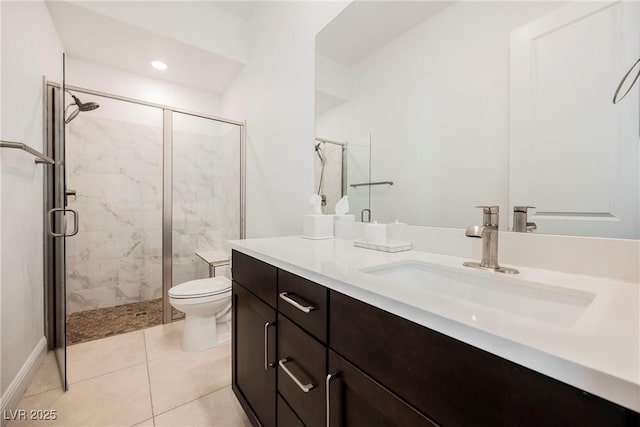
[[9, 321, 250, 427], [66, 299, 184, 345]]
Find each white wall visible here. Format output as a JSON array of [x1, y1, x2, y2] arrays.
[[223, 1, 349, 238], [0, 0, 63, 394], [66, 57, 224, 118], [66, 1, 248, 64], [316, 55, 351, 102], [316, 2, 561, 228]]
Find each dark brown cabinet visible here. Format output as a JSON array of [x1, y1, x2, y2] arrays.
[[232, 250, 278, 427], [327, 350, 437, 427], [232, 250, 278, 308], [329, 290, 637, 427], [232, 250, 639, 427], [232, 283, 276, 427], [277, 394, 305, 427]]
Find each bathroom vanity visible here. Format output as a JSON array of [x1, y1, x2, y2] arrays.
[[230, 237, 639, 427]]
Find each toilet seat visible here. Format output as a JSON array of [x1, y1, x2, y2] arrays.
[[169, 277, 231, 299]]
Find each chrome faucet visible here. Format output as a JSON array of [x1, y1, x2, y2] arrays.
[[463, 206, 519, 274], [512, 206, 537, 233]]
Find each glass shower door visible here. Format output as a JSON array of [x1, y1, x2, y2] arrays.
[[170, 112, 241, 321], [47, 56, 70, 391], [346, 133, 372, 221], [64, 94, 163, 335]]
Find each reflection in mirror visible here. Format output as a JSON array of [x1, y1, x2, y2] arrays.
[[314, 138, 344, 214], [314, 135, 372, 219], [346, 134, 372, 221], [315, 1, 639, 238]]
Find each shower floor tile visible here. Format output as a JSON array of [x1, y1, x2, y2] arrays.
[[66, 299, 184, 345]]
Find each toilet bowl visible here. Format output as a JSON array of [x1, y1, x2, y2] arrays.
[[168, 276, 232, 352]]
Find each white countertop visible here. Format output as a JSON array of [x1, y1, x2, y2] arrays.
[[230, 236, 640, 412]]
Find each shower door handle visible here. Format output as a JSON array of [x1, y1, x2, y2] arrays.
[[47, 208, 79, 238], [66, 209, 79, 237]]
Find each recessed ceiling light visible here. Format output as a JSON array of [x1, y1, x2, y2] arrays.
[[151, 60, 167, 71]]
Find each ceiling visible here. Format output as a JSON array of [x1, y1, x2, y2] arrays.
[[210, 1, 257, 19], [47, 1, 451, 95], [316, 1, 451, 66], [46, 1, 255, 93]]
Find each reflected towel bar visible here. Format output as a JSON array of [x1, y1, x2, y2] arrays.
[[0, 140, 55, 165], [350, 181, 394, 188]]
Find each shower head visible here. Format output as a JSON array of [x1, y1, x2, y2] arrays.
[[65, 91, 100, 124], [72, 95, 99, 112], [314, 142, 325, 163], [314, 141, 326, 195]]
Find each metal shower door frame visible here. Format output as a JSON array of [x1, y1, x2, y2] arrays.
[[44, 82, 246, 339], [43, 73, 71, 390]]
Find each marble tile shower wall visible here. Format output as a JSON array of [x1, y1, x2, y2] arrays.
[[172, 127, 240, 286], [66, 116, 163, 314]]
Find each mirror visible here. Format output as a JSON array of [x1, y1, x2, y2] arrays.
[[315, 1, 639, 238]]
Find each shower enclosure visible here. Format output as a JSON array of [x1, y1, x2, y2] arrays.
[[314, 135, 371, 219], [314, 137, 346, 214], [44, 81, 244, 389]]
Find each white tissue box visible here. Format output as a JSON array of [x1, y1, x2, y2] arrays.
[[334, 214, 355, 239], [303, 215, 334, 239], [363, 222, 387, 244]]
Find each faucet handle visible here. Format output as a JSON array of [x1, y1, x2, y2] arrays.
[[474, 206, 499, 226], [512, 206, 537, 232], [513, 205, 535, 213], [474, 205, 499, 214]]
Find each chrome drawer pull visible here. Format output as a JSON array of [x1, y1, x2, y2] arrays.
[[279, 358, 315, 393], [279, 292, 317, 313], [326, 372, 341, 427], [264, 322, 275, 370]]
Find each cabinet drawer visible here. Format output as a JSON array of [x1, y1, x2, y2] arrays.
[[278, 394, 305, 427], [278, 314, 326, 427], [329, 290, 629, 427], [327, 350, 437, 427], [232, 250, 277, 308], [278, 270, 328, 342]]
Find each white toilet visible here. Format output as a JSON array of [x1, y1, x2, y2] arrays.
[[168, 276, 232, 352]]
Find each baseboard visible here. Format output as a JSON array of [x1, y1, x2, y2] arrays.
[[0, 337, 47, 427]]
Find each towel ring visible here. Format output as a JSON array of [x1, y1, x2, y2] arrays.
[[613, 58, 640, 104]]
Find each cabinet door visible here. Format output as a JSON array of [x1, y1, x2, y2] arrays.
[[330, 290, 630, 427], [278, 394, 305, 427], [233, 282, 276, 427], [327, 351, 437, 427]]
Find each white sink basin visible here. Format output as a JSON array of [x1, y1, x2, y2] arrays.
[[360, 260, 595, 327]]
